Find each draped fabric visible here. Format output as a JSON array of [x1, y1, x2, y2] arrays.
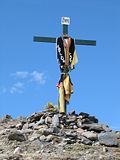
[[56, 36, 78, 113], [56, 36, 78, 72], [58, 74, 73, 113]]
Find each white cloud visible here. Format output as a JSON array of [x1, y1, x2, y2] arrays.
[[11, 71, 29, 79], [9, 70, 46, 94], [11, 71, 46, 85], [30, 71, 46, 85], [10, 82, 24, 94]]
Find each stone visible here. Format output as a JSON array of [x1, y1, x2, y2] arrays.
[[69, 110, 76, 115], [28, 122, 35, 129], [88, 116, 98, 123], [80, 136, 92, 145], [63, 138, 75, 144], [0, 115, 12, 123], [28, 139, 42, 151], [8, 131, 26, 142], [42, 127, 55, 136], [66, 116, 77, 126], [65, 131, 77, 139], [102, 147, 108, 152], [45, 116, 52, 124], [52, 114, 60, 127], [79, 112, 89, 118], [36, 116, 45, 125], [27, 112, 43, 123], [116, 131, 120, 138], [16, 122, 23, 130], [73, 125, 78, 129], [98, 132, 118, 146], [20, 128, 33, 134], [40, 135, 46, 141], [13, 147, 22, 154], [76, 128, 84, 135], [81, 123, 105, 132], [46, 135, 54, 142], [22, 123, 29, 130], [8, 155, 23, 160], [101, 124, 111, 132], [29, 133, 40, 141], [9, 124, 16, 128], [81, 131, 98, 141], [77, 119, 82, 127]]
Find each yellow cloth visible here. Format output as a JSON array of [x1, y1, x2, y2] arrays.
[[71, 49, 78, 69], [59, 74, 73, 113]]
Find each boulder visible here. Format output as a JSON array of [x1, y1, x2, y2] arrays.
[[8, 131, 26, 142], [81, 131, 98, 141], [98, 132, 118, 146], [52, 114, 60, 127], [81, 123, 105, 132]]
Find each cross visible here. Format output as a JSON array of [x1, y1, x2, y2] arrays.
[[33, 17, 96, 46], [33, 17, 96, 113]]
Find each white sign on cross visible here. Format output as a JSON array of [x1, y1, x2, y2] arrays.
[[61, 17, 70, 25]]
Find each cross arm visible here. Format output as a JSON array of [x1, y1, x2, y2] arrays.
[[33, 36, 56, 43], [33, 36, 96, 46], [75, 39, 96, 46]]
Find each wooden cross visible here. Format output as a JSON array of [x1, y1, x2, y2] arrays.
[[33, 17, 96, 113], [33, 17, 96, 46]]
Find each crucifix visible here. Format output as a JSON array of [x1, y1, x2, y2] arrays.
[[33, 17, 96, 114]]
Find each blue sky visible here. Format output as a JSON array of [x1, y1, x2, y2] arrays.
[[0, 0, 120, 130]]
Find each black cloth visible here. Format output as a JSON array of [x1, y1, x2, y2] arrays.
[[56, 36, 75, 72]]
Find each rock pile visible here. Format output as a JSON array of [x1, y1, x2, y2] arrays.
[[0, 104, 120, 160]]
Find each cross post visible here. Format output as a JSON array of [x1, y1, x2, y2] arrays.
[[33, 17, 96, 113]]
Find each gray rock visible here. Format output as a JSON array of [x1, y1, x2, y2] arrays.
[[66, 115, 77, 124], [28, 139, 42, 152], [80, 136, 93, 145], [52, 114, 59, 127], [77, 119, 82, 127], [8, 131, 26, 142], [42, 126, 59, 136], [40, 135, 46, 141], [87, 116, 98, 123], [82, 131, 98, 141], [46, 135, 54, 142], [63, 138, 76, 144], [69, 110, 76, 115], [27, 112, 43, 123], [102, 147, 108, 152], [65, 131, 77, 139], [101, 124, 111, 132], [21, 128, 33, 134], [79, 112, 89, 118], [16, 122, 23, 130], [0, 115, 12, 123], [73, 125, 78, 129], [98, 132, 118, 146], [29, 133, 40, 141], [28, 122, 35, 128], [13, 147, 22, 154], [22, 123, 29, 130], [45, 116, 52, 124], [116, 131, 120, 138], [81, 123, 105, 132], [36, 116, 45, 125]]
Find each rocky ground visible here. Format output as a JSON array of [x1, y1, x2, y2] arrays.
[[0, 104, 120, 160]]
